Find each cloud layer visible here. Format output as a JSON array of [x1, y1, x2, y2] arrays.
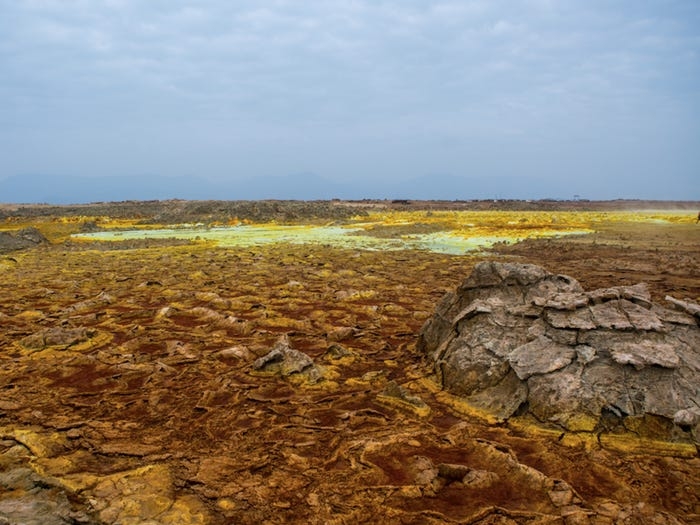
[[1, 1, 698, 200]]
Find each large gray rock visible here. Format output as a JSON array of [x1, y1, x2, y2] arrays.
[[418, 261, 700, 443]]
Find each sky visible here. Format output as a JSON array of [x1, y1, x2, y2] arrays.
[[1, 0, 699, 202]]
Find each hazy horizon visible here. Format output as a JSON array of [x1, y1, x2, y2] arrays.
[[4, 172, 700, 205], [1, 1, 698, 203]]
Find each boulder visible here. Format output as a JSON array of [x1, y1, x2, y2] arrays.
[[418, 261, 700, 444]]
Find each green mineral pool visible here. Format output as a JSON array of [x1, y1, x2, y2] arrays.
[[73, 224, 592, 255]]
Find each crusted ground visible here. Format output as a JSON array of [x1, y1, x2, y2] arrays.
[[0, 203, 698, 524]]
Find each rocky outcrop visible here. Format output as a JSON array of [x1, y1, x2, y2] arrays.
[[0, 227, 47, 253], [418, 261, 700, 444], [0, 427, 209, 525]]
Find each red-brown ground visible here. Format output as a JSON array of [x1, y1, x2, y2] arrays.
[[0, 203, 698, 524]]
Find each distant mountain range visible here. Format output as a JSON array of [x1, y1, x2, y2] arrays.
[[1, 172, 576, 204]]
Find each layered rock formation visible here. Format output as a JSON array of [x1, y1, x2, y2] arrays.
[[418, 261, 700, 444]]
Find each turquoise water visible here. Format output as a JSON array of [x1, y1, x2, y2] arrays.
[[73, 224, 591, 255]]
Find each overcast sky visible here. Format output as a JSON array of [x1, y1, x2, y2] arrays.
[[1, 0, 699, 201]]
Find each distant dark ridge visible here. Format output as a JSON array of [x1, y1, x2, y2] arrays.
[[378, 199, 700, 212], [0, 200, 367, 224], [1, 199, 698, 225]]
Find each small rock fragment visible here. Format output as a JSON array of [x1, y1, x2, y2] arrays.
[[251, 335, 323, 384], [376, 381, 430, 417]]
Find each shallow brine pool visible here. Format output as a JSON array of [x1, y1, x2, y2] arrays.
[[73, 224, 591, 254]]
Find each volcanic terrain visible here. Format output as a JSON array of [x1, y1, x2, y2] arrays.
[[0, 199, 698, 524]]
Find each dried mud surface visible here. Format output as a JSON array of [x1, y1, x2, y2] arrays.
[[1, 202, 699, 524]]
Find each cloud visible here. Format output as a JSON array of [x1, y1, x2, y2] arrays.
[[0, 1, 698, 198]]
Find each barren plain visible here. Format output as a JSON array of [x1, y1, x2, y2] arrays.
[[0, 199, 699, 524]]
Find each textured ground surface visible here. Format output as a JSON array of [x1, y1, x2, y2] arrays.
[[0, 202, 699, 524]]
